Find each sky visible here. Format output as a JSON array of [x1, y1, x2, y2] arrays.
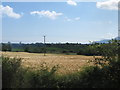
[[1, 0, 118, 44]]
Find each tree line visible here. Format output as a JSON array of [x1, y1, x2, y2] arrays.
[[1, 39, 119, 56]]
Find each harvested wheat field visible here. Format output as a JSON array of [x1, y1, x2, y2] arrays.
[[1, 52, 99, 74]]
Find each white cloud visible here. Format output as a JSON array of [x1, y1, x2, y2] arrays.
[[102, 33, 116, 39], [65, 17, 80, 21], [30, 10, 63, 20], [96, 0, 119, 10], [74, 17, 80, 20], [0, 5, 22, 19], [67, 0, 77, 6], [65, 17, 72, 21]]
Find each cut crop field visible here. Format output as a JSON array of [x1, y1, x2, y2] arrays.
[[1, 52, 99, 74]]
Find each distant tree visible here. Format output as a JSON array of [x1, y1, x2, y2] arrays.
[[24, 46, 29, 52], [0, 43, 2, 51], [19, 42, 22, 45], [2, 43, 7, 51], [7, 42, 12, 51], [66, 42, 69, 45], [2, 42, 12, 51]]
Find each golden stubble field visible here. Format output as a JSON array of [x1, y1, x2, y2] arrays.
[[1, 52, 98, 74]]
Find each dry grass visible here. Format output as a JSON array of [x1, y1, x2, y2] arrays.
[[1, 52, 99, 74]]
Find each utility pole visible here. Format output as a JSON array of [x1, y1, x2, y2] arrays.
[[43, 36, 46, 56]]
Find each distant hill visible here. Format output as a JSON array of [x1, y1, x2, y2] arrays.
[[95, 39, 110, 43], [94, 37, 120, 43], [115, 37, 120, 40]]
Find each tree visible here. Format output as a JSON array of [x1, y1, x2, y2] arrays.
[[2, 42, 12, 51]]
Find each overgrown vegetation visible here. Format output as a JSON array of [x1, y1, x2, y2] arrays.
[[1, 42, 12, 51], [2, 56, 59, 88], [2, 39, 120, 88]]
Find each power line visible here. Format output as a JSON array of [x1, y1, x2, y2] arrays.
[[43, 36, 46, 56]]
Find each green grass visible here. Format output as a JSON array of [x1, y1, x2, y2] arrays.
[[12, 48, 24, 52]]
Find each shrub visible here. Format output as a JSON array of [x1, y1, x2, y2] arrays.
[[2, 56, 59, 88], [2, 56, 22, 88], [24, 63, 59, 88]]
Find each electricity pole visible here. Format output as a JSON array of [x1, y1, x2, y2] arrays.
[[43, 36, 46, 56]]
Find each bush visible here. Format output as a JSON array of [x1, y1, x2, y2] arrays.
[[24, 63, 59, 88], [2, 56, 59, 88], [80, 40, 120, 88], [2, 56, 22, 88]]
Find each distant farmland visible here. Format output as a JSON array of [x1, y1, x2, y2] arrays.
[[1, 52, 99, 74]]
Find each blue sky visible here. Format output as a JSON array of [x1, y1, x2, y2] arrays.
[[1, 1, 118, 43]]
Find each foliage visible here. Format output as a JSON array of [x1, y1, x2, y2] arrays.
[[2, 56, 59, 88], [2, 56, 22, 88], [1, 42, 12, 51], [81, 39, 120, 88], [24, 64, 59, 88], [2, 39, 120, 88]]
